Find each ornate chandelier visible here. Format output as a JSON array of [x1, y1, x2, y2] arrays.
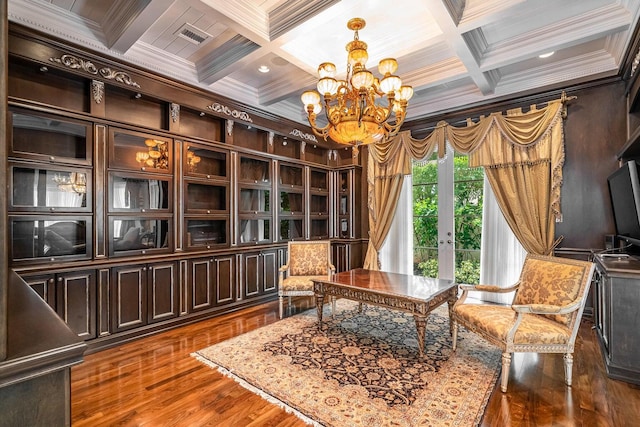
[[301, 18, 413, 151]]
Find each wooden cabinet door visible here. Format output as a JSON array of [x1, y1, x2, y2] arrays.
[[147, 262, 178, 323], [56, 270, 97, 340], [262, 250, 277, 293], [23, 270, 96, 340], [214, 255, 235, 305], [188, 257, 215, 312], [242, 252, 261, 298], [24, 274, 56, 310], [242, 250, 277, 298], [111, 265, 147, 333]]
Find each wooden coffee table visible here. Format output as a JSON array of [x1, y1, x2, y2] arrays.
[[312, 268, 458, 357]]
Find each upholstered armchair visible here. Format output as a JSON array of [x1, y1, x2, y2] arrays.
[[452, 254, 595, 392], [279, 240, 335, 319]]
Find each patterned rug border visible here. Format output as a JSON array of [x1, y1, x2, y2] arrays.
[[191, 352, 322, 426], [192, 301, 500, 426]]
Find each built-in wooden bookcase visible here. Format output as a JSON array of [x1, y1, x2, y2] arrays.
[[6, 24, 365, 352]]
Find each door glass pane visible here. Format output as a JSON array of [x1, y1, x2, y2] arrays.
[[453, 153, 483, 284], [12, 166, 87, 208], [412, 153, 439, 276]]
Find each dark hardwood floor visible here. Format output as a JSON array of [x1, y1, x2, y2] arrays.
[[71, 298, 640, 426]]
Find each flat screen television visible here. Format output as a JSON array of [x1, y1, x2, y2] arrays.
[[607, 159, 640, 248]]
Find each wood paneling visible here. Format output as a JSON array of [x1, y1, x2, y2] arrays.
[[556, 82, 627, 250]]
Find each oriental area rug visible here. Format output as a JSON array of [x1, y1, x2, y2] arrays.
[[192, 300, 501, 426]]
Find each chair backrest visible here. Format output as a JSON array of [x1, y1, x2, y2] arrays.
[[288, 240, 331, 276], [512, 254, 595, 327]]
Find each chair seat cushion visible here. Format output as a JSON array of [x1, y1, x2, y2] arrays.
[[280, 275, 329, 292], [454, 304, 571, 345]]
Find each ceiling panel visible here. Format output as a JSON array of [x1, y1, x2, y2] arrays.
[[7, 0, 640, 128]]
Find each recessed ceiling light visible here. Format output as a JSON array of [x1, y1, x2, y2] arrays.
[[539, 52, 554, 59], [258, 65, 270, 73]]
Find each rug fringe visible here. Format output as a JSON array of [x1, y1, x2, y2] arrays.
[[191, 352, 322, 427]]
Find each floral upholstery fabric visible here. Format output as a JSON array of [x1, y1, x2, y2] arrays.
[[454, 304, 571, 345], [512, 257, 589, 326], [288, 242, 330, 276], [280, 275, 329, 292]]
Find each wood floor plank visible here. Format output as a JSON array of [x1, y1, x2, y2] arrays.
[[72, 298, 640, 426]]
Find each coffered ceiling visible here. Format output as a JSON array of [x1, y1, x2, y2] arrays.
[[8, 0, 640, 127]]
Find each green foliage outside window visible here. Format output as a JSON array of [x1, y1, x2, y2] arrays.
[[413, 154, 484, 284]]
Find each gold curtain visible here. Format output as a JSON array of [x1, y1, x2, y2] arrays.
[[364, 100, 565, 269]]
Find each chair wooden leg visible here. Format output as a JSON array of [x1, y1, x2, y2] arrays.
[[331, 296, 336, 317], [500, 352, 512, 392], [279, 296, 284, 319], [452, 321, 458, 351], [564, 353, 574, 386]]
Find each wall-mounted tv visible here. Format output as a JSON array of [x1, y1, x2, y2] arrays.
[[607, 159, 640, 248]]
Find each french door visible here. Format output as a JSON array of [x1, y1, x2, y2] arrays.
[[412, 145, 483, 282]]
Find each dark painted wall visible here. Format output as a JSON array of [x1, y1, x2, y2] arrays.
[[556, 81, 627, 250]]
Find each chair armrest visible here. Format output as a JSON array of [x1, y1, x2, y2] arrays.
[[459, 283, 519, 293], [279, 264, 289, 273], [454, 282, 519, 308], [328, 263, 336, 274], [512, 299, 582, 315]]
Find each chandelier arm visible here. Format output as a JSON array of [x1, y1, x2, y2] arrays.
[[307, 113, 332, 140]]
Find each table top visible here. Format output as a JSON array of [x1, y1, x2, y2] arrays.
[[313, 268, 456, 301]]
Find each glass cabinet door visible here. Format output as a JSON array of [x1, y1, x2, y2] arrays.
[[310, 169, 328, 191], [10, 216, 91, 261], [10, 109, 92, 165], [239, 188, 270, 214], [109, 217, 171, 255], [185, 219, 228, 248], [110, 128, 172, 173], [239, 219, 271, 244], [184, 143, 228, 179], [239, 156, 270, 184], [185, 182, 228, 213], [280, 164, 303, 188], [109, 173, 171, 212], [10, 163, 91, 212]]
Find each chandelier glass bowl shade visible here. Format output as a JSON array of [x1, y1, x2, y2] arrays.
[[301, 18, 413, 147]]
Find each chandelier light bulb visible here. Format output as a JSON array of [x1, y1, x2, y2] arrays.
[[301, 90, 321, 107], [317, 77, 338, 95], [348, 47, 368, 67], [378, 58, 398, 76], [351, 70, 374, 90], [396, 85, 414, 101], [380, 75, 402, 94], [318, 62, 336, 78]]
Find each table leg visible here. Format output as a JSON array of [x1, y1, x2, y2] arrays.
[[414, 314, 427, 357], [448, 294, 456, 336], [315, 293, 325, 325]]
